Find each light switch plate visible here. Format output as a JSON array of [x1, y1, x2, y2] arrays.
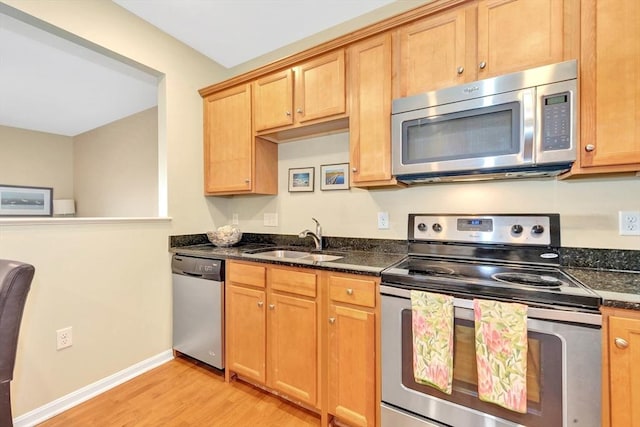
[[264, 213, 278, 227]]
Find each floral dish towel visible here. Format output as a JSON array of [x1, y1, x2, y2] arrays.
[[411, 290, 454, 394], [474, 298, 528, 413]]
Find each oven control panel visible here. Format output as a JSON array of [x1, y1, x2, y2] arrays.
[[410, 214, 558, 246]]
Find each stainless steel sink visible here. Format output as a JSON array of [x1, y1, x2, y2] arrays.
[[244, 248, 344, 262], [257, 250, 311, 259]]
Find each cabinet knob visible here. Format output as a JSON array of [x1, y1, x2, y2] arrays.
[[346, 288, 354, 296], [244, 178, 251, 184], [615, 337, 629, 349], [257, 301, 264, 307], [479, 61, 487, 70], [269, 304, 275, 310], [285, 111, 291, 116], [329, 317, 336, 324], [296, 108, 303, 114], [585, 144, 595, 152], [457, 66, 464, 75], [352, 167, 357, 173]]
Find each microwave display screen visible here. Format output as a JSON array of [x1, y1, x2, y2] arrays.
[[545, 94, 568, 105], [402, 102, 521, 164]]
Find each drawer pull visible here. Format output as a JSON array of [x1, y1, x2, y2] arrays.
[[615, 337, 629, 349], [329, 317, 336, 324], [269, 304, 275, 310], [346, 288, 354, 296], [257, 301, 264, 307]]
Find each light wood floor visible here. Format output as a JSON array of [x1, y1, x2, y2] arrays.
[[38, 356, 321, 426]]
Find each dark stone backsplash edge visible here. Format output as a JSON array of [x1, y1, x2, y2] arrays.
[[170, 233, 640, 272], [560, 247, 640, 272]]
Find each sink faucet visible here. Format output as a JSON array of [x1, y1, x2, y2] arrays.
[[298, 217, 323, 250]]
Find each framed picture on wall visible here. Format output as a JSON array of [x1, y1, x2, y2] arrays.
[[320, 163, 350, 190], [0, 184, 53, 217], [288, 167, 315, 192]]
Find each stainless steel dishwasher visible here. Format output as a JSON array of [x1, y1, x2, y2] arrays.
[[171, 254, 224, 369]]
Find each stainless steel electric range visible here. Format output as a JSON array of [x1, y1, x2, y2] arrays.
[[380, 214, 602, 427]]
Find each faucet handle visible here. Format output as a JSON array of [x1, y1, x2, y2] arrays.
[[311, 217, 319, 226]]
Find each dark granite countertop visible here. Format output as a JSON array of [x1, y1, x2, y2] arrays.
[[170, 233, 640, 309], [565, 267, 640, 310]]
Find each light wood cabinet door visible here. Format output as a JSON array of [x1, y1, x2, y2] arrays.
[[203, 84, 253, 194], [203, 84, 278, 195], [253, 50, 346, 134], [294, 50, 346, 124], [226, 284, 266, 383], [607, 314, 640, 427], [476, 0, 564, 78], [267, 292, 318, 406], [327, 303, 376, 427], [574, 0, 640, 173], [254, 69, 294, 132], [349, 33, 397, 187], [395, 6, 473, 97]]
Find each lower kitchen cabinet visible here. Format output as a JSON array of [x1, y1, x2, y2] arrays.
[[225, 261, 380, 427], [601, 307, 640, 427], [226, 262, 267, 383], [327, 273, 377, 427], [267, 268, 319, 406], [226, 261, 320, 408]]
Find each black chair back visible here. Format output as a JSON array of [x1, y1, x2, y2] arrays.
[[0, 260, 35, 427]]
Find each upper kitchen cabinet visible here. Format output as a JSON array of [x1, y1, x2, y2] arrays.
[[570, 0, 640, 175], [394, 0, 576, 97], [203, 84, 277, 196], [348, 33, 399, 187], [253, 50, 347, 139]]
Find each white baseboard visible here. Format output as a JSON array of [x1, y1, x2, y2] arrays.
[[13, 350, 174, 427]]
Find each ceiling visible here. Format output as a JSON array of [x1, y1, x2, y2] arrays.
[[0, 0, 397, 137]]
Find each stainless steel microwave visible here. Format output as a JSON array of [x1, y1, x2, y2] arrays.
[[391, 60, 578, 184]]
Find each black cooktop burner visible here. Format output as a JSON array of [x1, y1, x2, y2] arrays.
[[491, 272, 565, 289], [383, 256, 601, 311]]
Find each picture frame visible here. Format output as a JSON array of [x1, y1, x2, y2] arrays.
[[320, 163, 350, 190], [0, 184, 53, 217], [288, 167, 315, 192]]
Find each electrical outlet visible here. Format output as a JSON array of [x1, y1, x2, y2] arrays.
[[56, 327, 73, 350], [232, 213, 239, 225], [377, 212, 390, 230], [619, 211, 640, 236]]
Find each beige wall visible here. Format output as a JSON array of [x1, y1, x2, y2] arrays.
[[230, 133, 640, 250], [74, 107, 158, 217], [0, 0, 229, 418], [0, 125, 74, 199]]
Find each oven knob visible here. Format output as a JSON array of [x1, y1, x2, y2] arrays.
[[432, 223, 443, 232], [511, 224, 523, 235], [531, 225, 545, 234], [417, 223, 427, 231]]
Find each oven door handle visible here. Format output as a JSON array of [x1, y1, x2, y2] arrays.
[[380, 285, 602, 326]]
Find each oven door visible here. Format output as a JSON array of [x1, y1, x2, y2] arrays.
[[381, 285, 601, 427]]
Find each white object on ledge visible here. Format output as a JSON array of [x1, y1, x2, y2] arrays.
[[53, 199, 76, 216]]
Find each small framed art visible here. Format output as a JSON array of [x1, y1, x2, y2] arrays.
[[0, 184, 53, 217], [320, 163, 349, 190], [288, 167, 315, 192]]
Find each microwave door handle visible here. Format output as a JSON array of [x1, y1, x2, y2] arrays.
[[522, 89, 535, 163]]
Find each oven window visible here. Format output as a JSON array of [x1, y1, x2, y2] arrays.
[[401, 310, 562, 426], [402, 102, 520, 164]]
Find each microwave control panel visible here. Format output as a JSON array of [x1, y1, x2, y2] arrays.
[[541, 92, 571, 151]]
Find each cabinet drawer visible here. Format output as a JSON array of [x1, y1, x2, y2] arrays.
[[329, 275, 376, 308], [228, 262, 266, 288], [270, 268, 317, 298]]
